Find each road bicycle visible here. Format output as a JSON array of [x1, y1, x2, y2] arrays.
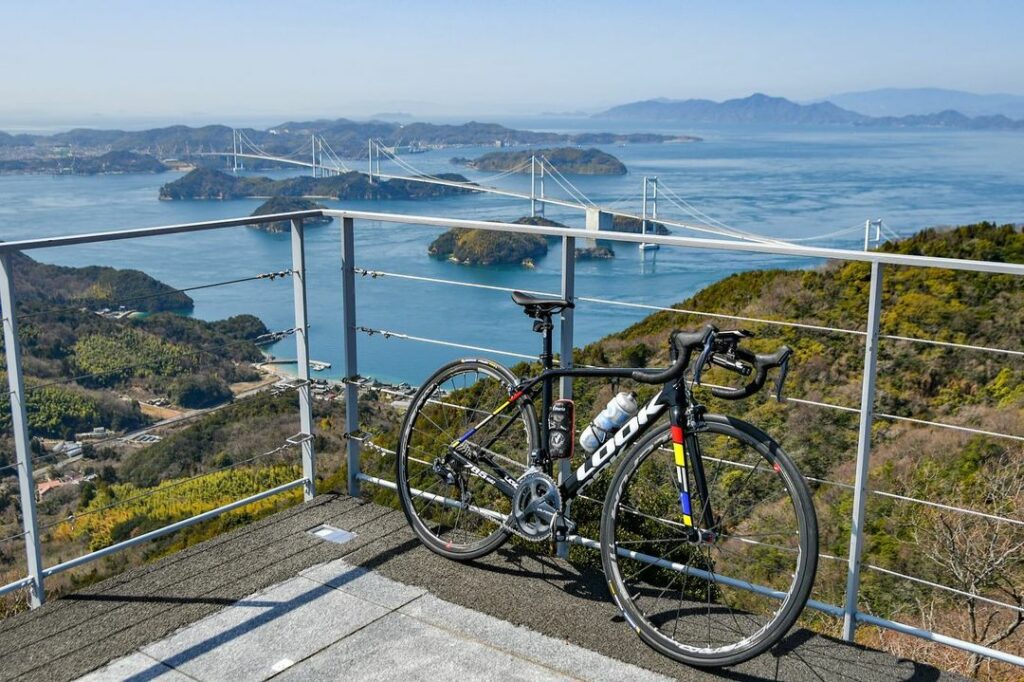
[[395, 291, 818, 667]]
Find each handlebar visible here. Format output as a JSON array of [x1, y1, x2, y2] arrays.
[[630, 325, 716, 385], [709, 345, 792, 400], [629, 325, 793, 401]]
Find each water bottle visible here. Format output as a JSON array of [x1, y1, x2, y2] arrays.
[[579, 392, 639, 453]]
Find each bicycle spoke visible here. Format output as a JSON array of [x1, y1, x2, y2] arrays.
[[398, 361, 535, 559], [605, 420, 815, 665]]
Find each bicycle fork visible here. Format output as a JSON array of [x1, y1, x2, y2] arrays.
[[671, 406, 717, 543]]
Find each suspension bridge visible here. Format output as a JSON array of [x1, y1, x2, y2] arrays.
[[196, 129, 897, 250]]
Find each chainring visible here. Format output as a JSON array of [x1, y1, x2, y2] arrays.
[[507, 470, 562, 541]]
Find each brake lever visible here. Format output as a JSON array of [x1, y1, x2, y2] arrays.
[[692, 335, 717, 386], [773, 356, 790, 402]]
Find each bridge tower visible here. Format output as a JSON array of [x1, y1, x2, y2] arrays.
[[367, 139, 382, 183], [863, 218, 882, 251], [640, 176, 659, 253], [231, 129, 239, 174], [530, 155, 546, 217], [311, 134, 317, 178]]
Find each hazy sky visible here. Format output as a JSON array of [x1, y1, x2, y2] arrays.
[[2, 0, 1023, 124]]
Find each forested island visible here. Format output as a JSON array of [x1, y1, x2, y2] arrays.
[[159, 168, 474, 200], [249, 198, 334, 232], [427, 214, 651, 265], [454, 147, 628, 175], [428, 217, 550, 266], [0, 150, 168, 175], [610, 214, 669, 235]]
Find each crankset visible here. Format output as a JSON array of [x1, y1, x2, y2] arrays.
[[507, 469, 562, 542]]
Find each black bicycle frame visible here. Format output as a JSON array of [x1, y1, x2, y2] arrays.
[[447, 318, 717, 531]]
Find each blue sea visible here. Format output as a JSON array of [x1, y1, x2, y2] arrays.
[[1, 122, 1021, 384]]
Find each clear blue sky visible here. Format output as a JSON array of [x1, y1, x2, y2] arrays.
[[2, 0, 1022, 123]]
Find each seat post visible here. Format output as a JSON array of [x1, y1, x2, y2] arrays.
[[534, 312, 555, 468], [534, 314, 554, 370]]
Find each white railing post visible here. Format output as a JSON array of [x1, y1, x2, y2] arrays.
[[341, 216, 361, 496], [843, 261, 885, 640], [290, 218, 316, 501], [0, 252, 44, 608], [557, 236, 575, 559]]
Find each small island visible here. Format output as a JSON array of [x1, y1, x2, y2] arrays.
[[159, 168, 476, 201], [428, 216, 624, 265], [455, 147, 628, 175], [249, 198, 334, 232], [429, 219, 548, 266]]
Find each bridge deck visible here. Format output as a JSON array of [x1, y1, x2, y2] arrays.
[[0, 494, 960, 681]]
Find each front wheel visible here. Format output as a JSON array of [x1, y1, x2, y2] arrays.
[[600, 415, 818, 668]]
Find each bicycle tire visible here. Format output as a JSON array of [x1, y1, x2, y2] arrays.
[[397, 358, 538, 561], [600, 415, 818, 667]]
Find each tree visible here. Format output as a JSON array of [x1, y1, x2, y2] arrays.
[[914, 455, 1024, 677]]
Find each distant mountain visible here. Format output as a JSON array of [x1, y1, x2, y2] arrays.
[[595, 92, 1024, 130], [594, 93, 868, 124], [825, 88, 1024, 118]]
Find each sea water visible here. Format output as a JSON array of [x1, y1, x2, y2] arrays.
[[0, 123, 1021, 384]]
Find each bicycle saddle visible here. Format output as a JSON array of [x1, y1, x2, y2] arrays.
[[511, 290, 573, 317]]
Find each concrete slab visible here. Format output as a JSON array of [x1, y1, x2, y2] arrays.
[[274, 611, 574, 682], [75, 652, 193, 682], [141, 576, 387, 682], [299, 557, 426, 610], [400, 594, 671, 682]]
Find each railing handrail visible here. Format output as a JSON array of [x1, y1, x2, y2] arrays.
[[0, 210, 326, 252], [2, 208, 1021, 277], [324, 208, 1024, 276]]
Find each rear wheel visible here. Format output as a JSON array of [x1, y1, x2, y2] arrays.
[[600, 415, 817, 667], [397, 359, 538, 560]]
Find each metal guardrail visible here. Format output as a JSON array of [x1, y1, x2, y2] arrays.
[[0, 208, 1021, 670], [0, 210, 322, 610], [323, 208, 1024, 670]]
